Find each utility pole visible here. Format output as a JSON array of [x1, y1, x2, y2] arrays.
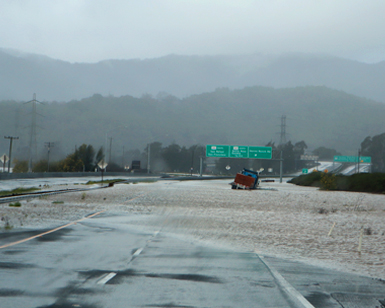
[[147, 143, 151, 174], [24, 93, 43, 172], [4, 136, 19, 173], [191, 145, 197, 176], [45, 142, 54, 172], [122, 146, 125, 167], [279, 150, 283, 183], [108, 137, 113, 164], [279, 115, 287, 145], [276, 115, 287, 181]]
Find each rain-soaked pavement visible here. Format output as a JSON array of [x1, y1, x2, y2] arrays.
[[0, 212, 385, 308]]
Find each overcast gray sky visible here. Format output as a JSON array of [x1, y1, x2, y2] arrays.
[[1, 0, 385, 63]]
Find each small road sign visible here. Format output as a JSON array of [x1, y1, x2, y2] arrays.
[[0, 154, 9, 164], [98, 159, 108, 170], [302, 168, 308, 174]]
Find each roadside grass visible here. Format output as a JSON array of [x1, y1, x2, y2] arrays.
[[9, 201, 21, 207], [52, 200, 64, 204], [289, 172, 385, 194], [289, 172, 322, 187], [85, 179, 126, 185], [86, 179, 156, 185], [132, 179, 156, 183], [4, 223, 13, 230], [0, 187, 39, 197]]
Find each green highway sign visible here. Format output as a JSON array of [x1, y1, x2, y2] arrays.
[[206, 145, 229, 157], [333, 156, 371, 163], [229, 145, 248, 158], [302, 168, 308, 174], [359, 157, 372, 163], [206, 145, 272, 159], [248, 146, 272, 159]]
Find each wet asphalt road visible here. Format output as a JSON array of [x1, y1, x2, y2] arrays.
[[1, 213, 385, 308]]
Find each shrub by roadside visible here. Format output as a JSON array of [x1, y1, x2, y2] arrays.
[[288, 172, 322, 187], [289, 172, 385, 194]]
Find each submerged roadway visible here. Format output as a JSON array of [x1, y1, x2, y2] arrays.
[[1, 212, 310, 308], [1, 211, 385, 308], [0, 177, 385, 308]]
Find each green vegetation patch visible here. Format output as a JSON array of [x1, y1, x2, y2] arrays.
[[289, 172, 385, 194], [288, 172, 322, 187], [85, 179, 126, 185], [134, 179, 156, 183], [0, 187, 39, 197], [52, 200, 64, 204], [9, 201, 21, 207], [345, 173, 385, 193]]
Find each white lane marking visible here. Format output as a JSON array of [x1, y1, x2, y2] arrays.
[[259, 256, 315, 308], [153, 230, 160, 237], [133, 247, 143, 256], [97, 272, 116, 285]]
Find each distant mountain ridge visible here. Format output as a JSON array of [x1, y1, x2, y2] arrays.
[[1, 49, 385, 102], [1, 86, 384, 159]]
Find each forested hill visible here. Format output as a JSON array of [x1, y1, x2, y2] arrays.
[[1, 86, 384, 161], [1, 49, 385, 103]]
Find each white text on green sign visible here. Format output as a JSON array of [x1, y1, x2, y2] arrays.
[[206, 145, 272, 159], [206, 145, 229, 157], [229, 146, 248, 158], [333, 156, 371, 163], [248, 146, 272, 159]]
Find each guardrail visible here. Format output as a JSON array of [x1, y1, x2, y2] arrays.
[[0, 186, 105, 204]]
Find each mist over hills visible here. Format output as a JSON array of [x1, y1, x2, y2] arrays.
[[1, 86, 384, 163], [1, 49, 385, 103]]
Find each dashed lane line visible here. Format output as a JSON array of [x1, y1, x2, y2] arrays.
[[133, 247, 143, 257], [97, 272, 117, 285]]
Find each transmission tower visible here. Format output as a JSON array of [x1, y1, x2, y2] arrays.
[[279, 115, 287, 145], [24, 93, 43, 172]]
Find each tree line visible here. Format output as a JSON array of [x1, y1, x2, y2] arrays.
[[13, 145, 105, 173], [12, 142, 207, 174], [11, 131, 385, 174], [361, 132, 385, 172]]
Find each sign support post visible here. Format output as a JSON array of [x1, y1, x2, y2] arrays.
[[98, 159, 108, 186], [0, 154, 9, 173], [4, 136, 19, 173], [279, 150, 283, 183]]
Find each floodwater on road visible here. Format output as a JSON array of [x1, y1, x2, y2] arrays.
[[1, 177, 385, 280]]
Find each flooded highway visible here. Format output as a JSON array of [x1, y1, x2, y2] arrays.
[[1, 213, 310, 308], [1, 178, 385, 307]]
